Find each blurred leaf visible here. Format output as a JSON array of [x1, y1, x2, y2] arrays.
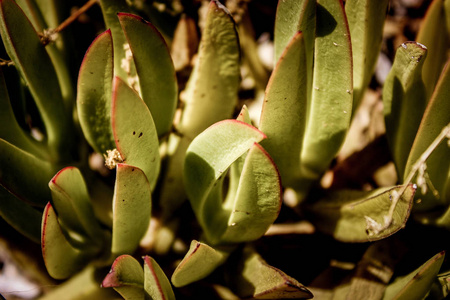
[[301, 0, 353, 182], [41, 203, 89, 280], [111, 77, 160, 190], [227, 246, 312, 299], [306, 185, 416, 242], [345, 0, 389, 111], [118, 13, 177, 138], [383, 251, 445, 300], [102, 254, 145, 300], [77, 29, 115, 155], [426, 269, 450, 299], [171, 240, 231, 287], [383, 42, 427, 179], [143, 256, 176, 300], [259, 32, 308, 189], [112, 164, 151, 256], [171, 14, 198, 72]]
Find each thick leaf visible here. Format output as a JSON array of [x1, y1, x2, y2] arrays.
[[41, 203, 89, 280], [227, 246, 312, 299], [0, 0, 71, 159], [301, 0, 353, 181], [184, 120, 266, 243], [102, 254, 145, 300], [112, 164, 151, 256], [118, 13, 177, 138], [404, 59, 450, 211], [383, 42, 428, 179], [171, 240, 231, 287], [143, 256, 176, 300], [345, 0, 389, 111], [383, 251, 445, 300], [77, 29, 115, 155], [0, 139, 54, 206], [427, 269, 450, 299], [49, 167, 103, 249], [171, 14, 198, 71], [0, 185, 42, 243], [259, 32, 308, 188], [111, 77, 160, 190], [306, 185, 416, 242], [416, 0, 450, 100], [178, 0, 240, 139]]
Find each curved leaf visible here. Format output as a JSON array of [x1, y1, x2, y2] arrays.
[[77, 29, 115, 155], [383, 42, 428, 179], [143, 256, 176, 300], [112, 164, 151, 256], [111, 77, 160, 190], [118, 13, 177, 138], [306, 185, 416, 242]]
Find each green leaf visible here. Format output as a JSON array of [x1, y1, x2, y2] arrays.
[[49, 167, 103, 249], [404, 60, 450, 211], [178, 0, 240, 139], [112, 77, 160, 190], [118, 13, 178, 138], [0, 185, 42, 243], [77, 29, 115, 155], [171, 240, 231, 287], [383, 42, 428, 179], [383, 251, 445, 300], [41, 203, 89, 280], [416, 0, 450, 101], [345, 0, 389, 111], [143, 256, 176, 300], [300, 0, 353, 180], [306, 185, 416, 242], [0, 139, 54, 206], [0, 0, 72, 159], [227, 246, 312, 299], [112, 164, 151, 256], [102, 254, 145, 300], [259, 32, 308, 189]]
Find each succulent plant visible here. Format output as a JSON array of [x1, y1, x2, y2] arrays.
[[0, 0, 449, 299]]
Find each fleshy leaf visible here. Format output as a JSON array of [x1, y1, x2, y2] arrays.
[[171, 240, 231, 287], [118, 13, 177, 138], [77, 29, 115, 155], [111, 77, 160, 190], [102, 254, 145, 300], [143, 256, 176, 300], [383, 42, 428, 179], [383, 251, 445, 300], [112, 164, 151, 256], [41, 203, 89, 280], [345, 0, 389, 111], [227, 246, 313, 299], [306, 185, 416, 242], [259, 32, 308, 189]]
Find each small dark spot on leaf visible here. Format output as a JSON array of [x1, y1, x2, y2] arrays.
[[90, 71, 94, 75], [132, 168, 135, 171], [133, 131, 136, 135], [200, 93, 205, 98], [122, 199, 125, 202], [138, 132, 143, 138]]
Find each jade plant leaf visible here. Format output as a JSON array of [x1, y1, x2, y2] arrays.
[[77, 29, 115, 155], [404, 59, 450, 211], [102, 254, 145, 300], [41, 203, 90, 280], [49, 167, 104, 249], [383, 42, 428, 179], [171, 240, 231, 287], [112, 163, 151, 256], [118, 12, 177, 138], [0, 0, 71, 159], [306, 185, 416, 242], [259, 31, 308, 189], [111, 76, 160, 190], [227, 246, 313, 299], [416, 0, 450, 100], [143, 256, 176, 300], [345, 0, 389, 111], [300, 0, 353, 182], [383, 251, 445, 300]]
